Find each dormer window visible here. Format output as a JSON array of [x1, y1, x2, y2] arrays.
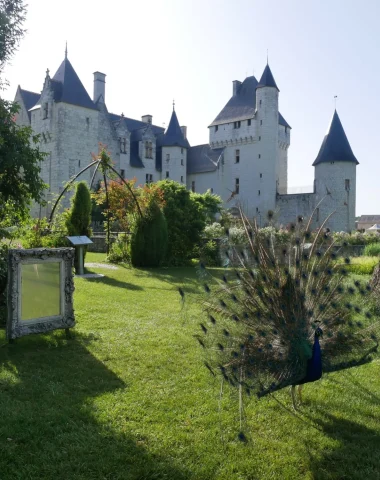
[[234, 121, 241, 129], [120, 138, 127, 154], [215, 125, 219, 132], [145, 141, 153, 159], [247, 119, 251, 126], [43, 103, 48, 120]]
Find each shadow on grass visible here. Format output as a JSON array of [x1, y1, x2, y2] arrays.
[[81, 274, 144, 291], [308, 412, 380, 480], [0, 331, 191, 480]]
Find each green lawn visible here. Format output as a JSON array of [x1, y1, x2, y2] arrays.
[[0, 252, 379, 479]]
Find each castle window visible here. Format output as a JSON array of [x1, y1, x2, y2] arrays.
[[191, 181, 195, 192], [181, 148, 184, 154], [258, 154, 261, 159], [260, 120, 262, 125], [210, 188, 213, 193], [258, 190, 260, 196], [146, 173, 153, 184], [215, 125, 219, 132], [145, 141, 153, 158], [181, 159, 184, 166], [86, 117, 90, 128], [234, 121, 241, 129], [235, 149, 240, 163], [247, 119, 251, 126], [316, 208, 320, 222], [260, 173, 262, 178], [43, 103, 48, 119], [256, 207, 259, 213], [166, 153, 170, 162], [181, 176, 184, 183], [345, 179, 350, 191], [120, 138, 127, 154], [285, 127, 288, 134], [259, 136, 261, 141], [78, 160, 81, 168], [166, 171, 169, 178], [235, 178, 240, 194], [259, 100, 262, 106], [121, 169, 125, 178]]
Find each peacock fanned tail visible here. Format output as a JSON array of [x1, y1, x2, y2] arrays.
[[187, 208, 380, 400]]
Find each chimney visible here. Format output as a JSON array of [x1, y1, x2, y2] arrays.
[[232, 80, 242, 96], [93, 71, 106, 103], [141, 114, 152, 124], [181, 126, 187, 139]]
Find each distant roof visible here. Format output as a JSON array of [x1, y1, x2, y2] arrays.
[[367, 224, 380, 230], [359, 215, 380, 223], [187, 145, 224, 174], [209, 74, 290, 128], [109, 113, 164, 135], [161, 110, 190, 148], [256, 64, 279, 91], [18, 88, 40, 119], [51, 58, 97, 110], [312, 110, 359, 166]]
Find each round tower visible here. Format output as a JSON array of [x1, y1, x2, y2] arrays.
[[313, 110, 358, 232], [255, 64, 280, 213]]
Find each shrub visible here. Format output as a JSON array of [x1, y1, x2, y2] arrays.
[[130, 203, 168, 267], [200, 240, 220, 266], [343, 257, 379, 275], [66, 182, 92, 271], [107, 234, 130, 264], [363, 243, 380, 257], [0, 243, 8, 326], [203, 222, 224, 239]]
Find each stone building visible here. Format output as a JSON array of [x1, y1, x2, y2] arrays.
[[14, 51, 359, 231]]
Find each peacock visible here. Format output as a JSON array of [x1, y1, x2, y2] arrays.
[[181, 209, 380, 413]]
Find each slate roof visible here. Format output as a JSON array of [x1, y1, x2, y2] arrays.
[[256, 64, 279, 90], [209, 74, 290, 128], [51, 58, 97, 110], [161, 110, 190, 148], [358, 215, 380, 223], [109, 113, 164, 135], [312, 110, 359, 166], [18, 88, 40, 119], [187, 145, 224, 174]]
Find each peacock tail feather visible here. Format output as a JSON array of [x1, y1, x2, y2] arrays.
[[185, 208, 380, 401]]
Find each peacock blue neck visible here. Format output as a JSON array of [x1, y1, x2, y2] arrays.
[[299, 332, 323, 384]]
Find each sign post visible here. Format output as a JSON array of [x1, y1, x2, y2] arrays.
[[66, 236, 93, 275]]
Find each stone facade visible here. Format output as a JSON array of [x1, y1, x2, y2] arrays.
[[14, 53, 358, 231]]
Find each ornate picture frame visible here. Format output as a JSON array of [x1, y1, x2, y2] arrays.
[[7, 248, 76, 340]]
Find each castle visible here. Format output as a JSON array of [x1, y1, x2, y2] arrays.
[[14, 50, 359, 231]]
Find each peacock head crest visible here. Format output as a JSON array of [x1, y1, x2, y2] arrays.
[[315, 327, 323, 338]]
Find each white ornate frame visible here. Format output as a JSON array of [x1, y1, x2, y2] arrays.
[[7, 248, 75, 340]]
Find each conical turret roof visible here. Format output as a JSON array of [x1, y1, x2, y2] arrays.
[[256, 64, 279, 91], [51, 57, 96, 110], [161, 109, 190, 148], [312, 110, 358, 166]]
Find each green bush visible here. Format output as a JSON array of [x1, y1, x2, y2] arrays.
[[107, 235, 130, 264], [363, 243, 380, 257], [0, 243, 8, 326], [203, 222, 224, 239], [130, 204, 168, 267], [66, 182, 92, 271], [343, 257, 379, 275], [200, 240, 220, 266]]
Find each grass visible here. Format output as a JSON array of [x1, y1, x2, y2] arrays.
[[340, 256, 379, 275], [0, 252, 379, 479]]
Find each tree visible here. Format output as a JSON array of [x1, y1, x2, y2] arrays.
[[156, 180, 222, 265], [0, 1, 46, 224], [66, 181, 92, 271], [130, 202, 168, 267], [66, 181, 92, 236]]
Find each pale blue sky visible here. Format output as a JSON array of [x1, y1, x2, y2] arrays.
[[3, 0, 379, 215]]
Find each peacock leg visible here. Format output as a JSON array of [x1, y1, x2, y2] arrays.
[[291, 385, 298, 410], [298, 384, 303, 405]]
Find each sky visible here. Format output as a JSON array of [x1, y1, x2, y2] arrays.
[[3, 0, 380, 215]]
